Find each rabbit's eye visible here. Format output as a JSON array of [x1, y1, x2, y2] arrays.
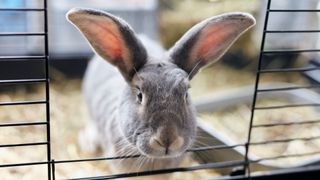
[[136, 91, 143, 103]]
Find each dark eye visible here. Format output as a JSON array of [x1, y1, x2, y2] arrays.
[[185, 92, 189, 100], [136, 90, 143, 103]]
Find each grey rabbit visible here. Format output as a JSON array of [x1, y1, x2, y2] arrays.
[[66, 8, 255, 178]]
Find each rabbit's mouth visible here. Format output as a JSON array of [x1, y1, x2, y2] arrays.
[[138, 146, 185, 158], [135, 135, 189, 158]]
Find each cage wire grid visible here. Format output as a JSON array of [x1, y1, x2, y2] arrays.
[[0, 0, 52, 179], [1, 0, 320, 179]]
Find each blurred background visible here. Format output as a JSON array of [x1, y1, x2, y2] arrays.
[[1, 0, 320, 179]]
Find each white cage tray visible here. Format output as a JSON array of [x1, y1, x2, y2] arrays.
[[194, 83, 320, 173]]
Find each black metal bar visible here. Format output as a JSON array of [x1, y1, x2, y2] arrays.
[[43, 0, 52, 179], [67, 160, 245, 180], [0, 161, 49, 168], [0, 142, 48, 148], [52, 160, 56, 180], [253, 119, 320, 128], [265, 30, 320, 33], [259, 67, 320, 73], [255, 103, 320, 110], [227, 165, 320, 180], [0, 8, 45, 11], [263, 49, 320, 54], [53, 155, 140, 164], [251, 136, 320, 146], [0, 79, 47, 85], [244, 0, 271, 176], [269, 9, 320, 12], [0, 100, 46, 106], [187, 144, 245, 152], [51, 144, 244, 164], [0, 121, 47, 127], [251, 151, 320, 163], [0, 32, 45, 36], [257, 85, 320, 92]]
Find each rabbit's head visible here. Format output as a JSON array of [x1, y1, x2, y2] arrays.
[[67, 8, 255, 158]]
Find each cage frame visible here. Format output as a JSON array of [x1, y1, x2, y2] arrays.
[[1, 0, 320, 179]]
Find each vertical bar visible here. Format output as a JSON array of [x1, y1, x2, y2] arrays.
[[52, 160, 56, 180], [243, 0, 272, 177], [43, 0, 52, 179]]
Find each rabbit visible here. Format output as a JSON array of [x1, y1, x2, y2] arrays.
[[67, 8, 255, 178]]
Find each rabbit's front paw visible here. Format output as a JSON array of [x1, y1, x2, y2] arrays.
[[78, 123, 100, 154]]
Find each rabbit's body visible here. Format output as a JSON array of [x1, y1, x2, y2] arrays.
[[82, 37, 182, 172], [83, 55, 124, 152], [67, 8, 255, 177]]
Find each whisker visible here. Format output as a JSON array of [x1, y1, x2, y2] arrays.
[[151, 157, 155, 171], [187, 60, 202, 79], [194, 151, 212, 164], [133, 67, 143, 81], [137, 156, 145, 172], [113, 140, 138, 169], [192, 140, 213, 147]]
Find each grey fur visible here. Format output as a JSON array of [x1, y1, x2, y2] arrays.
[[67, 8, 255, 174]]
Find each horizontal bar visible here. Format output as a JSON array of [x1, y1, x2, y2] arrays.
[[266, 30, 320, 33], [255, 103, 320, 110], [269, 9, 320, 12], [54, 144, 245, 164], [0, 121, 47, 127], [251, 151, 320, 163], [257, 85, 320, 92], [0, 161, 48, 168], [0, 55, 46, 60], [0, 142, 47, 148], [253, 119, 320, 128], [67, 160, 245, 180], [229, 165, 320, 180], [0, 79, 47, 85], [54, 155, 140, 164], [259, 66, 320, 73], [0, 100, 46, 106], [188, 144, 245, 152], [251, 136, 320, 146], [263, 49, 320, 54], [0, 32, 45, 36], [0, 8, 45, 11]]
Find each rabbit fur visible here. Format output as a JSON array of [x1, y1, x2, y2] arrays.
[[67, 8, 255, 176]]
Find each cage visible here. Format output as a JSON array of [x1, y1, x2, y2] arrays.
[[1, 0, 320, 180]]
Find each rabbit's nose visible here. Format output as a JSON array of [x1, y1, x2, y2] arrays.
[[149, 136, 184, 154]]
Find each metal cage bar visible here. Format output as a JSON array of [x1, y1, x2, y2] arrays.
[[43, 0, 52, 179], [244, 0, 320, 178], [0, 0, 52, 179], [66, 160, 246, 180], [243, 0, 272, 176], [46, 0, 320, 179], [2, 0, 320, 179]]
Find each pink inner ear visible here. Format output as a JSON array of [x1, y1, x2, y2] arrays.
[[93, 21, 124, 61], [196, 23, 235, 60]]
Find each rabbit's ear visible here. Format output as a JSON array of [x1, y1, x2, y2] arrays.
[[67, 8, 147, 81], [168, 13, 255, 78]]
